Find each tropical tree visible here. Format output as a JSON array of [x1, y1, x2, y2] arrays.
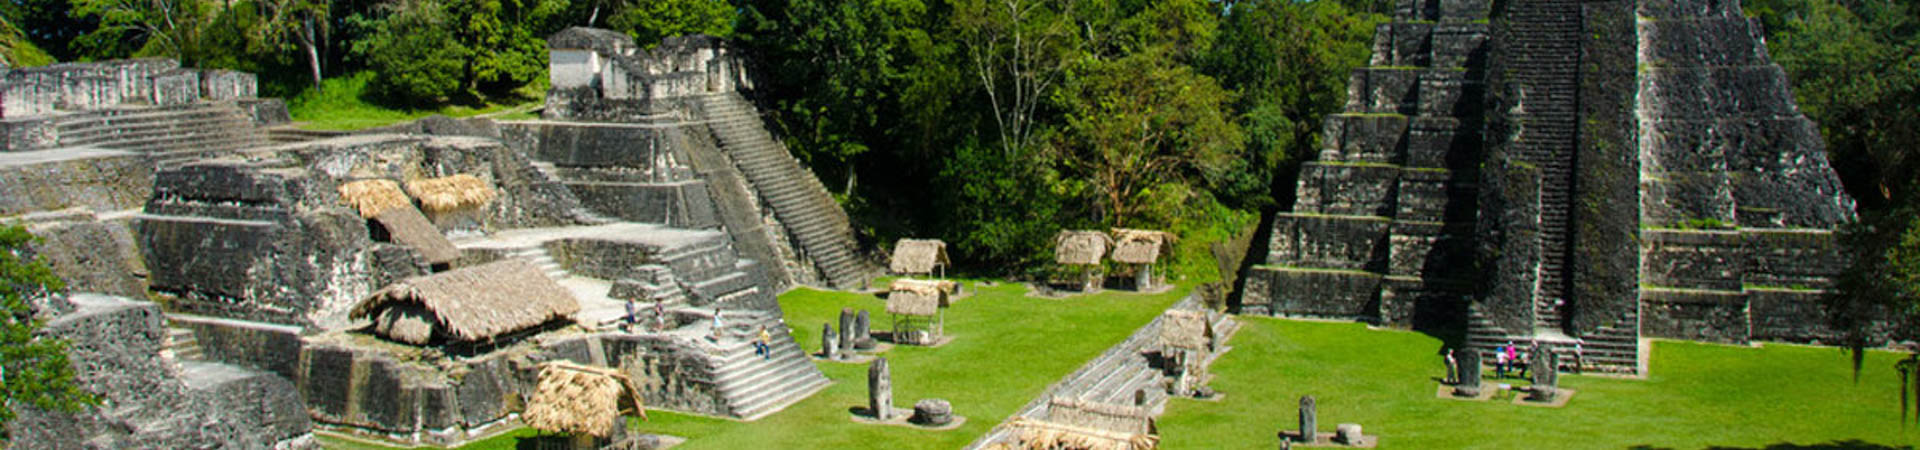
[[0, 224, 94, 443]]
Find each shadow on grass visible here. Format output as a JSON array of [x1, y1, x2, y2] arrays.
[[1631, 440, 1917, 450]]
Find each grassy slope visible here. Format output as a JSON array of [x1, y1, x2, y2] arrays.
[[1156, 317, 1912, 449], [286, 72, 541, 131], [438, 281, 1187, 449]]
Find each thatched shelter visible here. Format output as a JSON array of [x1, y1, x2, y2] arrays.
[[371, 206, 460, 266], [889, 239, 950, 276], [338, 179, 410, 218], [887, 279, 949, 345], [1156, 310, 1213, 352], [350, 259, 579, 345], [524, 361, 646, 441], [1108, 229, 1174, 265], [405, 174, 497, 213], [1053, 230, 1113, 266], [1006, 417, 1159, 450]]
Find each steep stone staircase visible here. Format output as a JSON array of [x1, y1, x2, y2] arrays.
[[1504, 0, 1583, 331], [704, 309, 832, 420], [163, 325, 204, 362], [696, 93, 874, 290], [54, 101, 271, 166]]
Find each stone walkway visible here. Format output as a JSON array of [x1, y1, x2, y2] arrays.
[[964, 294, 1237, 449]]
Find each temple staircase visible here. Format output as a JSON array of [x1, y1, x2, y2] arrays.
[[162, 325, 204, 363], [1504, 0, 1582, 331], [52, 101, 271, 166], [696, 93, 874, 290], [705, 309, 832, 420]]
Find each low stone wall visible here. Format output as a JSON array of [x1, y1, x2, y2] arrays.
[[0, 115, 57, 150], [0, 148, 152, 215], [298, 331, 728, 445], [546, 237, 673, 280], [174, 314, 307, 380], [6, 294, 311, 449], [570, 180, 720, 227], [1748, 288, 1837, 343], [1640, 287, 1750, 344], [23, 211, 148, 297], [1245, 266, 1382, 321]]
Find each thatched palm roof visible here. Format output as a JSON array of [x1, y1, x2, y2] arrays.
[[350, 259, 579, 343], [1156, 310, 1211, 351], [372, 206, 460, 264], [889, 239, 950, 274], [887, 279, 947, 316], [338, 179, 411, 218], [1046, 397, 1155, 436], [523, 361, 646, 438], [405, 174, 497, 213], [1109, 229, 1175, 265], [1007, 416, 1159, 450], [1054, 231, 1113, 266]]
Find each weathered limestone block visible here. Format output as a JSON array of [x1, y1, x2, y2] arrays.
[[1266, 213, 1389, 271], [1474, 160, 1542, 334], [869, 357, 893, 420], [1640, 229, 1746, 290], [1638, 17, 1768, 68], [1319, 115, 1409, 164], [603, 333, 730, 417], [1370, 22, 1432, 67], [1297, 396, 1318, 443], [0, 115, 57, 151], [1295, 162, 1402, 216], [822, 323, 839, 359], [1387, 222, 1442, 277], [199, 69, 257, 100], [7, 295, 311, 449], [912, 399, 953, 426], [149, 69, 201, 106], [1640, 288, 1750, 343], [1346, 68, 1421, 115], [0, 148, 153, 215], [1453, 350, 1482, 396], [23, 213, 147, 297], [1742, 229, 1843, 289], [1394, 170, 1453, 222], [1252, 266, 1382, 320], [1747, 288, 1836, 343], [175, 315, 306, 380], [1404, 117, 1467, 168], [1428, 22, 1490, 68], [1337, 423, 1365, 445]]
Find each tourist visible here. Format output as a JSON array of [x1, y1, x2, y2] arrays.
[[1495, 346, 1510, 378], [1444, 348, 1459, 384], [1573, 343, 1585, 374], [711, 308, 725, 340], [754, 326, 773, 360], [653, 301, 667, 331], [623, 299, 637, 327], [1517, 348, 1531, 379], [1505, 341, 1519, 376]]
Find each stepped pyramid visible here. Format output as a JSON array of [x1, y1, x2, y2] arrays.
[[1243, 0, 1857, 373]]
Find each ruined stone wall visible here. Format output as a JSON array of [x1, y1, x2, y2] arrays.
[[6, 294, 311, 449], [1633, 0, 1857, 344], [22, 209, 148, 297], [1243, 0, 1490, 327], [0, 148, 152, 216]]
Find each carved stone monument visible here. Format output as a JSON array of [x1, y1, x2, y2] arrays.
[[839, 308, 857, 353], [869, 357, 893, 420], [1454, 351, 1482, 397], [1530, 346, 1558, 401], [853, 309, 874, 350], [822, 323, 839, 359], [1297, 395, 1317, 443]]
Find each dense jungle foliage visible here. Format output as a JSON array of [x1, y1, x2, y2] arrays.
[[0, 0, 1912, 294]]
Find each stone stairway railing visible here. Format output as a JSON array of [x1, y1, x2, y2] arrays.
[[697, 93, 874, 290], [965, 295, 1236, 449], [1502, 0, 1583, 330]]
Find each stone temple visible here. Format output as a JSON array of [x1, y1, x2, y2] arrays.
[[1241, 0, 1856, 373], [2, 28, 873, 446]]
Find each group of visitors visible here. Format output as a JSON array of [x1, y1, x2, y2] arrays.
[[1494, 341, 1530, 379], [621, 301, 774, 360]]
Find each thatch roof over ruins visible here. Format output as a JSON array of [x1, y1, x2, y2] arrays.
[[405, 174, 497, 213], [1109, 229, 1175, 265], [524, 361, 646, 437], [1006, 417, 1159, 450], [1157, 310, 1211, 351], [889, 239, 949, 274], [1046, 397, 1155, 436], [887, 279, 949, 316], [338, 179, 410, 218], [1055, 230, 1113, 266], [372, 206, 460, 264], [350, 259, 579, 343]]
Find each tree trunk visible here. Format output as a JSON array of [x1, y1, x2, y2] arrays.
[[302, 19, 323, 91]]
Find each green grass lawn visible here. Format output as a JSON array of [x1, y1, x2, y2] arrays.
[[287, 72, 542, 131], [317, 281, 1187, 449], [1156, 316, 1915, 449]]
